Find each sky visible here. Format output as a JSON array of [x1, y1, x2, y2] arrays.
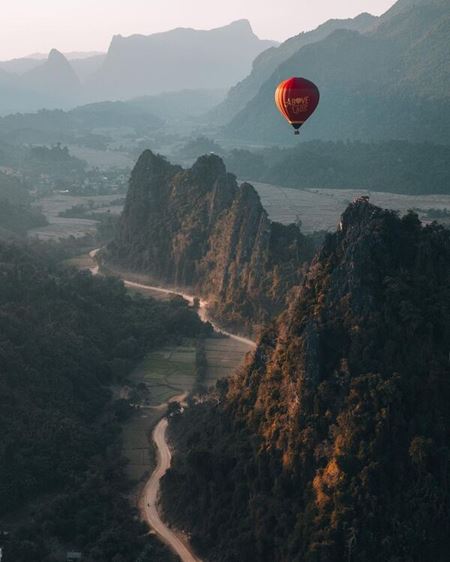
[[0, 0, 396, 60]]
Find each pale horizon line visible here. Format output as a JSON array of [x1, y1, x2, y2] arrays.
[[0, 13, 367, 61]]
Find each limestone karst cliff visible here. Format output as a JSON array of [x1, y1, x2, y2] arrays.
[[161, 200, 450, 562], [107, 150, 317, 333]]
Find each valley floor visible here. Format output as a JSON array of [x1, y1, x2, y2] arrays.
[[30, 186, 450, 242], [253, 183, 450, 232], [79, 250, 253, 561]]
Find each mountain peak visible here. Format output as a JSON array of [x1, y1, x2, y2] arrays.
[[89, 20, 276, 99], [161, 195, 450, 561], [48, 48, 68, 63], [339, 197, 385, 233], [191, 153, 227, 181], [108, 151, 316, 331], [136, 149, 168, 168], [223, 0, 450, 143], [20, 46, 80, 101], [227, 19, 253, 32], [131, 149, 179, 183]]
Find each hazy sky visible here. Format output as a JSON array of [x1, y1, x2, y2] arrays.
[[1, 0, 396, 59]]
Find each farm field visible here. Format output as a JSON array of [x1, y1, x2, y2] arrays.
[[64, 254, 95, 269], [254, 182, 450, 232], [122, 337, 251, 489], [122, 407, 161, 499], [204, 337, 251, 385], [131, 345, 197, 406], [28, 178, 450, 241], [67, 145, 134, 169], [71, 252, 252, 500], [28, 193, 124, 240], [122, 343, 197, 487]]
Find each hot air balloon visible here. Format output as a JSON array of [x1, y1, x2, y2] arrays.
[[275, 77, 320, 134]]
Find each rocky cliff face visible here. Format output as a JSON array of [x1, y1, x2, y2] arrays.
[[107, 150, 316, 333], [161, 200, 450, 562]]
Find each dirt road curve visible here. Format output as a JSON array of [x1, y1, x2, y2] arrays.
[[122, 279, 256, 349], [87, 249, 255, 561], [141, 418, 201, 562]]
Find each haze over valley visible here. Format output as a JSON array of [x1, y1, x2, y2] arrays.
[[0, 1, 449, 561]]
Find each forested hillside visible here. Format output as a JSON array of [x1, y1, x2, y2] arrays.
[[106, 151, 320, 334], [224, 140, 450, 194], [0, 241, 208, 561], [211, 12, 376, 125], [0, 172, 47, 237], [0, 104, 161, 145], [224, 0, 450, 145], [161, 200, 450, 561]]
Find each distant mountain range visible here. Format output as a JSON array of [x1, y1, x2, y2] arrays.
[[0, 20, 275, 115], [86, 20, 276, 101], [0, 52, 106, 80], [20, 49, 81, 104], [0, 49, 84, 114], [222, 0, 450, 145], [0, 100, 163, 146], [0, 0, 448, 148], [211, 12, 378, 125], [26, 50, 104, 60], [0, 90, 230, 147]]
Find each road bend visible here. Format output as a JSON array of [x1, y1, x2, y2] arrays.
[[87, 250, 256, 561]]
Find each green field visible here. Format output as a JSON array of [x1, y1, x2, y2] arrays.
[[255, 183, 450, 232], [28, 193, 123, 240], [69, 252, 252, 489], [131, 345, 197, 405], [64, 254, 95, 269], [122, 343, 198, 486], [204, 337, 252, 385]]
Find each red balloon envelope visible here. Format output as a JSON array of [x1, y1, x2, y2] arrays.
[[275, 77, 320, 134]]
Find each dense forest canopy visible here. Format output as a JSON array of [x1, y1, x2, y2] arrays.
[[0, 172, 47, 237], [223, 140, 450, 195], [170, 137, 450, 195], [161, 201, 450, 562], [0, 241, 207, 561]]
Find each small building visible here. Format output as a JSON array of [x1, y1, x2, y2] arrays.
[[66, 552, 82, 561]]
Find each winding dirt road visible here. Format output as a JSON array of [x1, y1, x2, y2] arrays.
[[121, 279, 256, 348], [141, 417, 201, 562], [87, 249, 255, 562]]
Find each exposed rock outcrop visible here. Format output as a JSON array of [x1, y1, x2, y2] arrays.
[[161, 200, 450, 561], [107, 150, 316, 333]]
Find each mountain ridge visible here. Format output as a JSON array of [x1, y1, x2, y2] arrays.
[[0, 20, 276, 114], [161, 199, 450, 561], [87, 20, 277, 101], [106, 150, 318, 333], [223, 0, 450, 144], [211, 12, 378, 125]]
